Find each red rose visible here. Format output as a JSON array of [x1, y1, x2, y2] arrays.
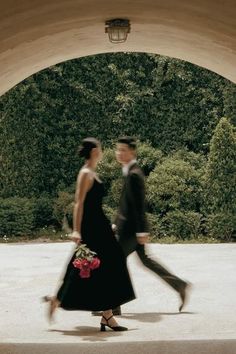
[[80, 259, 90, 268], [73, 259, 82, 269], [80, 269, 91, 278], [90, 257, 100, 270]]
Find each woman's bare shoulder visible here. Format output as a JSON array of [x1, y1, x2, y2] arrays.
[[77, 168, 94, 182]]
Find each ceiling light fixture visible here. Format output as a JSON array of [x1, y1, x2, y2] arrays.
[[105, 19, 131, 44]]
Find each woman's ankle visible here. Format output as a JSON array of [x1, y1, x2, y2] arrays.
[[102, 310, 112, 319]]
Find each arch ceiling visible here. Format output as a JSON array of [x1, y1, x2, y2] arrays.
[[0, 0, 236, 95]]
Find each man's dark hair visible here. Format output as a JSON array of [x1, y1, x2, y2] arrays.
[[117, 136, 137, 150]]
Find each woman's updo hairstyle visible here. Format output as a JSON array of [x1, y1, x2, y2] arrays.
[[78, 137, 100, 159]]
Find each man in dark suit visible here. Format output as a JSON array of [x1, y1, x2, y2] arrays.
[[113, 136, 190, 314]]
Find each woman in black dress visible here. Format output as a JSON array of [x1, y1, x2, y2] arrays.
[[45, 138, 135, 331]]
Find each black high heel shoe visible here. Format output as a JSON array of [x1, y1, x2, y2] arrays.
[[100, 315, 128, 332]]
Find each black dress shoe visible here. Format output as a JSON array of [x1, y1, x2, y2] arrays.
[[179, 282, 191, 312]]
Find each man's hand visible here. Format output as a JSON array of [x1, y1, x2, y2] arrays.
[[136, 233, 149, 245], [68, 231, 82, 244]]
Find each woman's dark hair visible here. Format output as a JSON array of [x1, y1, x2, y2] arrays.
[[78, 137, 100, 159], [117, 136, 137, 150]]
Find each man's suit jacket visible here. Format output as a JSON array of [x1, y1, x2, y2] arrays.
[[116, 163, 149, 253]]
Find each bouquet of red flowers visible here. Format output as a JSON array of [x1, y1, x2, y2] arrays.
[[72, 244, 101, 278]]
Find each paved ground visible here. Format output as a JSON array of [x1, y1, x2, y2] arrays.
[[0, 242, 236, 353]]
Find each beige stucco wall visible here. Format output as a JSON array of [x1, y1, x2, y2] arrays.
[[0, 0, 236, 95]]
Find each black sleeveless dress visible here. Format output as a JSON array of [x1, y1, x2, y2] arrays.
[[56, 179, 135, 311]]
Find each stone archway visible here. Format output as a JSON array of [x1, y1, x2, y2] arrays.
[[0, 0, 236, 96]]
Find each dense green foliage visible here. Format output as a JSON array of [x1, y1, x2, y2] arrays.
[[0, 53, 235, 240], [204, 117, 236, 213], [0, 198, 35, 236], [0, 53, 234, 198], [203, 117, 236, 240], [147, 156, 202, 214]]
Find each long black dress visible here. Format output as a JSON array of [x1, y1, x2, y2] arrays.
[[56, 179, 135, 311]]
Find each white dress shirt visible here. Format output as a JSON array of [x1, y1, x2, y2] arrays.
[[122, 159, 137, 176]]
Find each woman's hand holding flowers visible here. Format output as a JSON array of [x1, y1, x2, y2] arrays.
[[68, 230, 82, 244]]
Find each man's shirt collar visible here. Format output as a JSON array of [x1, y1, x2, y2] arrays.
[[122, 159, 137, 176]]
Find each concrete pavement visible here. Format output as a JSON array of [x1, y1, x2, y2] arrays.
[[0, 242, 236, 353]]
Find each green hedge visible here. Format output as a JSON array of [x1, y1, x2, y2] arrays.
[[161, 210, 202, 240], [206, 213, 236, 241], [1, 196, 234, 242], [33, 195, 55, 228], [136, 142, 163, 176], [0, 198, 35, 236], [147, 156, 202, 214], [146, 213, 163, 240], [53, 191, 74, 228]]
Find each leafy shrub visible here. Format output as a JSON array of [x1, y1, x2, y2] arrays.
[[105, 178, 123, 208], [33, 195, 55, 228], [97, 148, 121, 192], [0, 198, 35, 236], [147, 157, 202, 214], [161, 210, 202, 240], [53, 191, 74, 228], [206, 213, 236, 241], [146, 213, 163, 240], [137, 142, 163, 175], [203, 117, 236, 214], [171, 149, 206, 170], [103, 204, 116, 223]]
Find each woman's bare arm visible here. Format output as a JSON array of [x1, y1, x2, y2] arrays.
[[70, 169, 93, 244]]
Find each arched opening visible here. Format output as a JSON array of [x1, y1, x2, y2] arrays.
[[0, 1, 236, 348], [0, 51, 235, 236]]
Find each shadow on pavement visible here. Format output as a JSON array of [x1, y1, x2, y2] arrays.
[[49, 326, 138, 342], [121, 311, 195, 323]]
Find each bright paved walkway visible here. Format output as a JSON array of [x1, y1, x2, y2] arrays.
[[0, 242, 236, 353]]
